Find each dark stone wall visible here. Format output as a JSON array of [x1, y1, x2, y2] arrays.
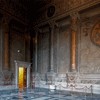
[[78, 14, 100, 73], [34, 0, 99, 25], [0, 0, 33, 72], [10, 31, 26, 71], [36, 6, 100, 75], [0, 17, 32, 72], [37, 31, 50, 73], [0, 20, 3, 70], [36, 25, 71, 74], [57, 26, 70, 74], [0, 0, 99, 86]]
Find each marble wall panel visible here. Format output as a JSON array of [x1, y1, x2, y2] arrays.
[[58, 26, 70, 74], [78, 15, 100, 73], [37, 25, 70, 74], [37, 32, 50, 73]]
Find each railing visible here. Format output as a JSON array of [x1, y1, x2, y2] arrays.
[[33, 73, 100, 95]]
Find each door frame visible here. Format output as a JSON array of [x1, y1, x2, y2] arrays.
[[14, 60, 31, 88]]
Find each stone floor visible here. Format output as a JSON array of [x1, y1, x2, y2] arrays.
[[0, 88, 100, 100]]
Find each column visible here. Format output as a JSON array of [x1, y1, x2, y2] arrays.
[[0, 18, 3, 71], [2, 16, 10, 70], [14, 60, 18, 88], [49, 22, 55, 72], [34, 27, 41, 73], [35, 30, 38, 73], [56, 26, 60, 73], [70, 12, 79, 72], [27, 65, 31, 88]]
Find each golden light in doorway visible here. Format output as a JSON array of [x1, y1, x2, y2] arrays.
[[19, 67, 24, 89]]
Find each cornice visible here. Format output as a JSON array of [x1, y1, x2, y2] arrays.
[[33, 0, 100, 27]]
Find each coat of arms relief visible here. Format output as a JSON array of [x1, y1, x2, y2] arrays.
[[91, 20, 100, 46]]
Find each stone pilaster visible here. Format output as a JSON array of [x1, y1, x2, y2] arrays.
[[34, 27, 41, 73], [56, 26, 60, 73], [35, 30, 38, 73], [49, 21, 55, 72], [0, 18, 3, 71], [2, 15, 10, 70], [70, 12, 79, 72]]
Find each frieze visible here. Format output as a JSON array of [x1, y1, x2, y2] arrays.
[[91, 20, 100, 46], [83, 23, 91, 36], [70, 12, 80, 32], [35, 0, 99, 25]]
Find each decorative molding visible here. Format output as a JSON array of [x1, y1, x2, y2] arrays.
[[70, 12, 80, 31], [70, 12, 80, 20], [34, 27, 42, 34], [83, 18, 91, 37], [48, 20, 58, 29], [91, 20, 100, 46], [47, 5, 55, 18], [34, 0, 100, 26]]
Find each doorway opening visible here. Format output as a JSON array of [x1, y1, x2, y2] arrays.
[[15, 60, 31, 89], [18, 67, 27, 89]]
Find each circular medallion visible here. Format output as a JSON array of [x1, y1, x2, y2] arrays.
[[47, 5, 55, 17], [91, 21, 100, 46]]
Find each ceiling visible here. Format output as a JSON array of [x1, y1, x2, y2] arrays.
[[20, 0, 51, 21], [19, 0, 51, 10], [5, 0, 51, 23]]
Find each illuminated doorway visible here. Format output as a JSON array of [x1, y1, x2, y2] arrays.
[[14, 60, 31, 89], [18, 67, 27, 89]]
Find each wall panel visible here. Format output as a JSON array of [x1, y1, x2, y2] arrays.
[[78, 15, 100, 73]]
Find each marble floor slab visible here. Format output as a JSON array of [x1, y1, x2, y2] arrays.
[[0, 88, 100, 100]]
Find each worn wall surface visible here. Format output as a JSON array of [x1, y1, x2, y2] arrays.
[[57, 26, 70, 74], [78, 15, 100, 73], [10, 31, 25, 71], [37, 25, 71, 74], [37, 31, 50, 73], [34, 0, 100, 25], [0, 20, 3, 71], [34, 1, 100, 75], [0, 0, 100, 87]]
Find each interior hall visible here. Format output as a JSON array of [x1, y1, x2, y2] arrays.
[[0, 0, 100, 100]]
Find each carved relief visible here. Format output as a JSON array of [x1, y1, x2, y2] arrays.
[[82, 18, 92, 37], [70, 12, 80, 31], [79, 16, 100, 73], [68, 0, 81, 8], [35, 0, 99, 24], [91, 21, 100, 46]]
